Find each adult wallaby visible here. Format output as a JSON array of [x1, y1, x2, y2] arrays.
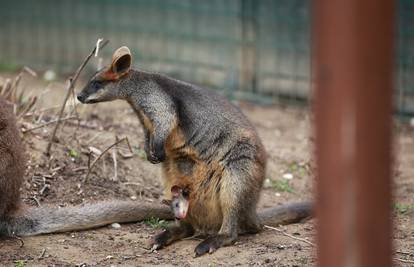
[[77, 46, 312, 256], [0, 97, 173, 237]]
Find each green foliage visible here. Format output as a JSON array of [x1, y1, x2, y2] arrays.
[[14, 260, 25, 267], [297, 257, 308, 265], [271, 179, 295, 193], [144, 217, 169, 229], [68, 149, 79, 158], [136, 148, 147, 160], [0, 62, 20, 72], [287, 161, 307, 178], [394, 203, 414, 215]]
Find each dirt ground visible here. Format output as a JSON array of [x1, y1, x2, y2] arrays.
[[0, 74, 413, 267]]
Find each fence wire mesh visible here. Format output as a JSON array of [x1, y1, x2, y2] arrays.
[[0, 0, 412, 114]]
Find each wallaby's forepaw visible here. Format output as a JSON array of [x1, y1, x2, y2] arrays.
[[194, 236, 222, 257], [148, 230, 170, 251], [147, 153, 163, 164], [147, 148, 165, 164]]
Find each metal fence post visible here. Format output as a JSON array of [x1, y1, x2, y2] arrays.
[[313, 1, 395, 267]]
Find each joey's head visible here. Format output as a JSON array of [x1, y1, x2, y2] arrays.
[[77, 46, 132, 104], [170, 185, 190, 220]]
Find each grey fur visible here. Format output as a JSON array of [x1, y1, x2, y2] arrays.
[[78, 57, 311, 255], [78, 70, 259, 164]]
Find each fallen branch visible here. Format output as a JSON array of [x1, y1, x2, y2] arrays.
[[45, 39, 109, 156], [264, 225, 315, 247], [83, 137, 133, 182]]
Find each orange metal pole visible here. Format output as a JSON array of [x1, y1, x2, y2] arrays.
[[313, 1, 395, 267]]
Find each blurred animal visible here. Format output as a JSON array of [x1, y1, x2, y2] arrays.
[[77, 46, 312, 256], [0, 97, 173, 237]]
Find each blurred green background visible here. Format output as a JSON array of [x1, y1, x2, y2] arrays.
[[0, 0, 412, 114]]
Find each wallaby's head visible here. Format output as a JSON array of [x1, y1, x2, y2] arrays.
[[77, 46, 132, 104]]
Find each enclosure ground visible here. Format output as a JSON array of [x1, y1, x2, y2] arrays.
[[0, 75, 413, 266]]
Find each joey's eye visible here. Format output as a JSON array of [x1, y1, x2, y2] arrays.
[[182, 188, 190, 198], [175, 203, 179, 208]]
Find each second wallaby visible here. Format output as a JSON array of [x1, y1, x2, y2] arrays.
[[77, 46, 312, 256], [0, 97, 173, 237]]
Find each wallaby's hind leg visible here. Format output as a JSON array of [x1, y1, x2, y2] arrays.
[[194, 210, 238, 256], [241, 209, 262, 234], [195, 168, 252, 256], [150, 221, 194, 250]]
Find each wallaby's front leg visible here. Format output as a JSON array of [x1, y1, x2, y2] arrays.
[[149, 221, 194, 250], [142, 121, 168, 164], [194, 170, 243, 256], [143, 128, 157, 163], [148, 128, 167, 163]]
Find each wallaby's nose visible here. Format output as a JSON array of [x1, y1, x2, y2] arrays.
[[77, 94, 85, 103]]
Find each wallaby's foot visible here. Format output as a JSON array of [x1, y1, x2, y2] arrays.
[[194, 234, 236, 257], [149, 222, 194, 251], [149, 229, 171, 251]]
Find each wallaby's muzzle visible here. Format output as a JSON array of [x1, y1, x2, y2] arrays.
[[77, 91, 104, 104], [77, 93, 87, 103], [77, 46, 132, 104]]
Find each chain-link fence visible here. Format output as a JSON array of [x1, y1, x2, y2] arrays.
[[0, 0, 412, 114]]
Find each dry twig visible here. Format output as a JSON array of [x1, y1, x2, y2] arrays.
[[264, 225, 315, 247], [112, 145, 118, 181], [396, 258, 414, 264], [22, 116, 77, 133], [45, 39, 109, 156], [38, 248, 46, 259], [83, 137, 133, 182]]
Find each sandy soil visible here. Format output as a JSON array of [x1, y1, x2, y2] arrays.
[[0, 74, 413, 266]]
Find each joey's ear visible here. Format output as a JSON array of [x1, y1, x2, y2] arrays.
[[171, 185, 182, 197], [111, 46, 132, 75]]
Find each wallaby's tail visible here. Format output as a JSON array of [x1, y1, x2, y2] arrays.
[[0, 201, 173, 237], [258, 201, 313, 227]]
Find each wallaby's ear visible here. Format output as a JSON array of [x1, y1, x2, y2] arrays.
[[171, 185, 182, 197], [111, 46, 132, 75]]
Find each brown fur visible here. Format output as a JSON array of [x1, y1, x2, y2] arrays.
[[0, 97, 174, 237], [0, 98, 25, 218]]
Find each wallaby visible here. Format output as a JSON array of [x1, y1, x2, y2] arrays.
[[0, 97, 173, 237], [77, 46, 312, 256]]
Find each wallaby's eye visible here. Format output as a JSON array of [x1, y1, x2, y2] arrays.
[[175, 203, 179, 208], [92, 80, 103, 90]]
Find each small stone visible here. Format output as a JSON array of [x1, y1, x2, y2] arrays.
[[263, 178, 272, 188], [130, 196, 137, 200], [111, 223, 121, 229], [277, 244, 286, 250], [282, 173, 293, 180], [43, 70, 56, 81]]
